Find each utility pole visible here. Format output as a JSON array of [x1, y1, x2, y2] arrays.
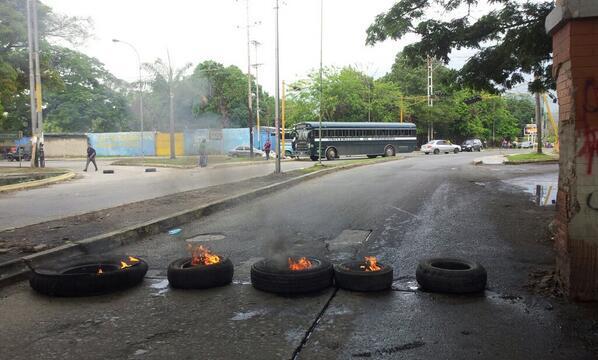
[[535, 91, 543, 154], [26, 0, 36, 162], [27, 0, 44, 167], [244, 0, 255, 158], [274, 0, 281, 173], [251, 40, 262, 149], [282, 80, 286, 157], [427, 55, 434, 142], [167, 49, 176, 159], [318, 0, 323, 166]]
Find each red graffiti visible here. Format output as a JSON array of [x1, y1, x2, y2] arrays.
[[578, 79, 598, 175]]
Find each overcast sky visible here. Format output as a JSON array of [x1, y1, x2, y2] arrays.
[[44, 0, 532, 95]]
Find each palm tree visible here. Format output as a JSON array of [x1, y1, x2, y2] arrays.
[[143, 52, 192, 159]]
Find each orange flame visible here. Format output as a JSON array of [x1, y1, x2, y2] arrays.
[[120, 261, 132, 269], [360, 256, 381, 272], [188, 245, 221, 266], [288, 257, 312, 271], [128, 256, 140, 263]]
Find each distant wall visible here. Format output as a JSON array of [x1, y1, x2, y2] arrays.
[[155, 132, 185, 156], [88, 132, 156, 156], [44, 134, 87, 157]]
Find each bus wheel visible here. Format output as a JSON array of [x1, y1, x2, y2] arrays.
[[310, 156, 319, 161], [325, 147, 337, 161], [384, 145, 396, 157]]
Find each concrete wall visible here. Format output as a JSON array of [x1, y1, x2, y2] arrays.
[[44, 135, 88, 158], [155, 132, 185, 156], [88, 132, 156, 157], [548, 7, 598, 300]]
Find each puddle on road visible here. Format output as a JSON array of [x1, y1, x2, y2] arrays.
[[502, 173, 558, 206], [149, 279, 170, 296], [231, 309, 268, 321]]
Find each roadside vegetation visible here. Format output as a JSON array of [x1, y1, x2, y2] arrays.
[[506, 153, 559, 164]]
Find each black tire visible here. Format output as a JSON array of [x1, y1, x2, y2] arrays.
[[384, 145, 396, 157], [145, 168, 157, 172], [367, 155, 377, 159], [325, 147, 337, 161], [251, 257, 333, 295], [167, 257, 234, 289], [334, 261, 394, 292], [310, 155, 319, 161], [103, 169, 114, 174], [416, 258, 487, 294], [433, 149, 440, 155], [29, 255, 148, 297], [453, 148, 459, 154]]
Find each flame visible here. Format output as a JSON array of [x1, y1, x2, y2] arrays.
[[97, 268, 103, 275], [128, 256, 140, 263], [188, 245, 221, 266], [288, 257, 312, 271], [120, 261, 132, 269], [362, 256, 381, 272]]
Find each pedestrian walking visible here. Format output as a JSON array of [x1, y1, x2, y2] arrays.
[[84, 143, 98, 172], [198, 139, 208, 168], [263, 139, 271, 160]]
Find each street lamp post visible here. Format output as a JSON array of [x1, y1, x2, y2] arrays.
[[318, 0, 324, 166], [274, 0, 281, 173], [112, 39, 145, 165]]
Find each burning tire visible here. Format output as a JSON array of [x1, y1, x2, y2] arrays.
[[416, 257, 487, 294], [334, 258, 394, 292], [29, 255, 148, 297], [167, 257, 234, 289], [251, 257, 333, 295]]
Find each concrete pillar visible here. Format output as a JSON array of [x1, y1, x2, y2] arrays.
[[546, 0, 598, 301]]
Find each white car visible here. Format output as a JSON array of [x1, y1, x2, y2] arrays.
[[421, 140, 461, 154]]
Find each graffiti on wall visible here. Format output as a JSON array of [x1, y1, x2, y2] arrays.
[[578, 79, 598, 175]]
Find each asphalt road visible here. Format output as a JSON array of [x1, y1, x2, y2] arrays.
[[0, 159, 309, 230], [2, 151, 594, 360]]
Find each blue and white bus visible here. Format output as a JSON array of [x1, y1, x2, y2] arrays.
[[293, 121, 417, 161]]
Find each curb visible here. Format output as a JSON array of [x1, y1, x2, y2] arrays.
[[0, 171, 75, 193], [0, 157, 401, 287], [504, 159, 559, 165]]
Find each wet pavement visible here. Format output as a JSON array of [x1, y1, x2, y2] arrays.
[[1, 153, 596, 359]]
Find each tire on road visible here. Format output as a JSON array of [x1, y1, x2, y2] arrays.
[[433, 149, 440, 155], [103, 169, 114, 174], [167, 257, 234, 289], [454, 148, 459, 154], [334, 261, 394, 292], [29, 255, 148, 297], [416, 257, 487, 294], [251, 257, 333, 295]]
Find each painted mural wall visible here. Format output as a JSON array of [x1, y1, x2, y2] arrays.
[[88, 132, 156, 156]]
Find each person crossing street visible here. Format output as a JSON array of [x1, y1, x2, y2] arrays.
[[84, 143, 98, 172]]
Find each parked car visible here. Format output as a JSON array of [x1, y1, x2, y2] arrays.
[[461, 139, 483, 152], [421, 140, 461, 155], [7, 146, 31, 161], [227, 145, 275, 159], [518, 141, 534, 149]]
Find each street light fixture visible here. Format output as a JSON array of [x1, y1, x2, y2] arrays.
[[112, 38, 145, 166]]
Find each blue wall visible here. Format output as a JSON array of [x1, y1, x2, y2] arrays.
[[88, 132, 155, 156]]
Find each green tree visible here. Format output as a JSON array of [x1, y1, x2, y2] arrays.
[[42, 47, 130, 132], [366, 0, 554, 92], [504, 94, 535, 128]]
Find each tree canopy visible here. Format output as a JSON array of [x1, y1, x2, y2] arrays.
[[366, 0, 554, 93]]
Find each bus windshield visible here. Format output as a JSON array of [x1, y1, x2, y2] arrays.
[[297, 129, 311, 141]]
